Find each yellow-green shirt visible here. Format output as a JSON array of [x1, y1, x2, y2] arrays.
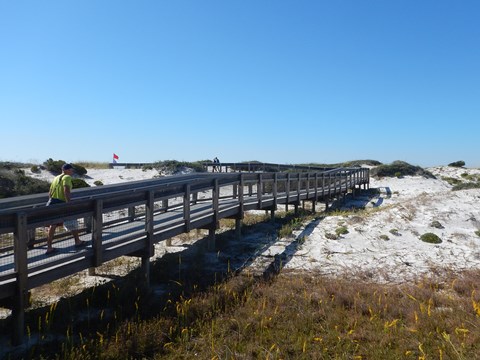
[[49, 174, 73, 202]]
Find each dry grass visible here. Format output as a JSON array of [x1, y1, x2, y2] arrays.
[[74, 161, 110, 169], [6, 207, 480, 359], [53, 270, 480, 359]]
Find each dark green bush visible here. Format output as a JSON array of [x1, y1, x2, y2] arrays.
[[371, 161, 435, 179], [72, 178, 90, 189], [420, 233, 442, 244], [43, 158, 87, 176], [452, 182, 480, 191], [335, 226, 349, 236], [94, 180, 104, 186], [448, 160, 465, 168], [72, 163, 87, 176], [0, 170, 50, 198], [43, 158, 65, 174], [442, 177, 462, 186], [0, 174, 15, 198], [152, 160, 206, 174], [30, 165, 40, 173], [430, 220, 444, 229]]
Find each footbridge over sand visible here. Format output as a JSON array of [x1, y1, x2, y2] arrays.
[[0, 164, 369, 345]]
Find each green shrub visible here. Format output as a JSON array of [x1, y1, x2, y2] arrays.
[[325, 232, 338, 240], [152, 160, 206, 174], [394, 172, 402, 178], [335, 226, 349, 236], [420, 233, 442, 244], [389, 229, 399, 235], [379, 234, 389, 241], [94, 180, 104, 186], [43, 158, 65, 174], [430, 220, 444, 229], [72, 178, 90, 189], [30, 165, 40, 173], [441, 176, 462, 186], [43, 158, 87, 176], [72, 163, 87, 176], [475, 230, 480, 237], [452, 182, 480, 191], [448, 160, 465, 167], [0, 175, 15, 198], [371, 161, 435, 179], [0, 170, 50, 198]]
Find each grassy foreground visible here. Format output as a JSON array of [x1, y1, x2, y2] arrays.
[[54, 269, 480, 359]]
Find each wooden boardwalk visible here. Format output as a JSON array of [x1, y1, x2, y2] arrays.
[[0, 166, 369, 344]]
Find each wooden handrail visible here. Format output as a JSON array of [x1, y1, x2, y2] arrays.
[[0, 167, 369, 345]]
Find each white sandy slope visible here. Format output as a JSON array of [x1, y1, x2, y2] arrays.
[[23, 165, 480, 285], [282, 167, 480, 283], [1, 165, 479, 321]]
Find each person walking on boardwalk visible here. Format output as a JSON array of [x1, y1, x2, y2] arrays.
[[44, 163, 87, 255], [213, 157, 220, 172]]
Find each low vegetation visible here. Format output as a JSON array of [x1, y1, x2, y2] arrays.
[[389, 228, 399, 235], [335, 225, 349, 236], [448, 160, 465, 167], [301, 159, 382, 168], [14, 269, 480, 359], [442, 176, 462, 186], [420, 232, 442, 244], [430, 220, 444, 229], [4, 160, 480, 358], [452, 182, 480, 191], [0, 168, 50, 198], [151, 160, 208, 174], [371, 161, 435, 179]]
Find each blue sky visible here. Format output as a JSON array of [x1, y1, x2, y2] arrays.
[[1, 1, 479, 167]]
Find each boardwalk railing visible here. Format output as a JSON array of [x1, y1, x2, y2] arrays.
[[0, 167, 369, 344], [203, 161, 334, 173]]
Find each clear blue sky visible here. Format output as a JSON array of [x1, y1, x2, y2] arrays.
[[1, 1, 479, 167]]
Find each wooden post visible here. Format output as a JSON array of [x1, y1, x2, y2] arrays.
[[213, 179, 219, 225], [184, 184, 191, 232], [90, 199, 104, 275], [128, 206, 135, 222], [273, 173, 278, 210], [297, 173, 301, 203], [235, 218, 242, 239], [145, 190, 154, 257], [306, 173, 310, 199], [208, 226, 216, 251], [257, 173, 263, 209], [239, 174, 244, 219], [141, 256, 150, 291], [286, 173, 290, 211], [27, 228, 35, 249], [12, 212, 28, 346]]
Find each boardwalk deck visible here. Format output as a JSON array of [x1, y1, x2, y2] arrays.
[[0, 167, 369, 344]]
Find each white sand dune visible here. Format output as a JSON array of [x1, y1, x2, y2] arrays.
[[1, 165, 479, 321], [23, 165, 480, 285]]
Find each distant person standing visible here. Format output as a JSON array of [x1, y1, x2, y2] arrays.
[[213, 157, 220, 172], [44, 163, 87, 255]]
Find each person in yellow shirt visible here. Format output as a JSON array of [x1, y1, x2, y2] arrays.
[[45, 163, 87, 255]]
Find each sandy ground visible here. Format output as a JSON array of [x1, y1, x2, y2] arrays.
[[285, 168, 480, 283], [3, 165, 479, 319], [22, 166, 480, 284]]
